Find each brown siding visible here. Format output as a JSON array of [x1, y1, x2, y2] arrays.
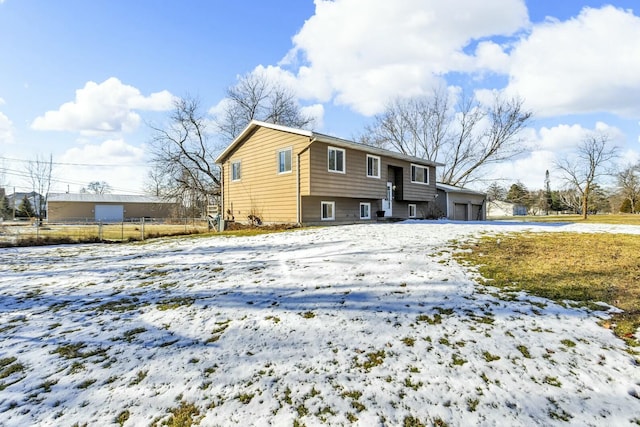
[[301, 196, 434, 225], [222, 127, 310, 223], [308, 141, 436, 202]]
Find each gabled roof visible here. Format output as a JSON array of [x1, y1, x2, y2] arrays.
[[214, 120, 444, 167], [48, 193, 170, 204], [436, 182, 486, 196]]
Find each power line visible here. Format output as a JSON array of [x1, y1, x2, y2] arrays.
[[0, 156, 149, 168]]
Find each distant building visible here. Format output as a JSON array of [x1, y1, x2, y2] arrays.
[[47, 193, 176, 222], [486, 200, 528, 217]]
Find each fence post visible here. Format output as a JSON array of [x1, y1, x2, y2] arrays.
[[121, 221, 124, 241], [98, 221, 103, 241], [141, 217, 145, 241]]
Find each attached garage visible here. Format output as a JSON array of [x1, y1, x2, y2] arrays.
[[47, 193, 177, 222], [435, 183, 486, 221]]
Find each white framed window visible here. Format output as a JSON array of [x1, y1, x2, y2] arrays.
[[411, 164, 429, 185], [366, 155, 380, 178], [231, 160, 242, 181], [408, 204, 417, 218], [360, 202, 371, 220], [321, 201, 335, 221], [328, 147, 345, 173], [277, 148, 292, 174]]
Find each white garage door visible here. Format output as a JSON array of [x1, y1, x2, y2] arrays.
[[95, 205, 124, 222]]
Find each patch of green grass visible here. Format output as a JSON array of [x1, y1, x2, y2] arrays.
[[516, 345, 532, 359], [451, 354, 467, 366], [403, 377, 423, 391], [265, 315, 281, 323], [543, 376, 562, 387], [300, 311, 316, 319], [157, 297, 195, 311], [456, 232, 640, 345], [346, 412, 358, 423], [467, 398, 479, 412], [403, 415, 426, 427], [96, 298, 141, 313], [353, 349, 386, 371], [116, 410, 130, 426], [560, 339, 576, 348], [76, 379, 96, 389], [150, 401, 202, 427], [129, 370, 148, 386], [401, 336, 416, 347], [416, 313, 442, 325], [236, 393, 254, 404], [120, 327, 146, 343], [206, 320, 231, 343], [482, 351, 501, 362]]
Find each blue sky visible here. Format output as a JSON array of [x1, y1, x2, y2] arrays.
[[1, 0, 639, 195]]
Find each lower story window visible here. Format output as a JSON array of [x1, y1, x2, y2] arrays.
[[321, 201, 335, 221], [360, 202, 371, 220], [408, 204, 417, 218]]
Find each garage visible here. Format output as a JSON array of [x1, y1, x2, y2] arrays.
[[95, 205, 124, 222], [454, 203, 468, 221]]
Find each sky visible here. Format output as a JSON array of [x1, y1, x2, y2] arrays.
[[0, 0, 639, 195]]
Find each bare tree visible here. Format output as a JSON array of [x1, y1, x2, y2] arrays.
[[149, 96, 221, 205], [83, 181, 111, 194], [216, 71, 315, 141], [617, 164, 640, 213], [556, 133, 618, 219], [361, 90, 532, 186], [26, 154, 53, 221]]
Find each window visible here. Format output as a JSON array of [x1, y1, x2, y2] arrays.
[[360, 202, 371, 220], [328, 147, 345, 173], [408, 204, 417, 218], [231, 161, 241, 181], [366, 155, 380, 178], [321, 201, 335, 221], [411, 164, 429, 184], [278, 148, 292, 174]]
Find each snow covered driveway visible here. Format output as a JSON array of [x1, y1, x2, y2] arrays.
[[0, 222, 639, 426]]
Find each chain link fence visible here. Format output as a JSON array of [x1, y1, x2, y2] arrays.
[[0, 218, 211, 247]]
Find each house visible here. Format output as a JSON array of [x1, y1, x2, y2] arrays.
[[47, 193, 176, 222], [214, 121, 443, 225], [435, 183, 486, 221], [486, 200, 528, 217]]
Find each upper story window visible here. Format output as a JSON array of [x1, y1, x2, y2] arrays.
[[366, 155, 380, 178], [231, 160, 241, 181], [328, 147, 345, 173], [411, 164, 429, 185], [278, 148, 292, 174]]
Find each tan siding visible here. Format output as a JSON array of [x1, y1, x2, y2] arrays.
[[47, 202, 174, 222], [222, 127, 310, 223]]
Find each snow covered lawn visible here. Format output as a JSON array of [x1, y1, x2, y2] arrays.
[[1, 221, 639, 426]]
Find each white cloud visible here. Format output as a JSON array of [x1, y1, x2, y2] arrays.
[[59, 138, 144, 165], [56, 139, 147, 193], [0, 111, 14, 144], [300, 104, 325, 129], [506, 6, 640, 117], [280, 0, 528, 115], [32, 77, 175, 135]]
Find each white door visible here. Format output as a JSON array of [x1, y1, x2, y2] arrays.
[[95, 205, 124, 222], [382, 182, 393, 217]]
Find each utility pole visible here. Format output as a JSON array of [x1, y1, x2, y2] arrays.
[[12, 186, 15, 220]]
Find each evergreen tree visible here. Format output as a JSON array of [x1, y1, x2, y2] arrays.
[[16, 195, 35, 218], [0, 196, 10, 219], [544, 170, 553, 215]]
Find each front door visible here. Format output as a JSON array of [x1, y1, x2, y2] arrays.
[[382, 182, 393, 217]]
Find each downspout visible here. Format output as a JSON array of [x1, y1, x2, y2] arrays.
[[297, 140, 314, 226], [296, 153, 301, 225]]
